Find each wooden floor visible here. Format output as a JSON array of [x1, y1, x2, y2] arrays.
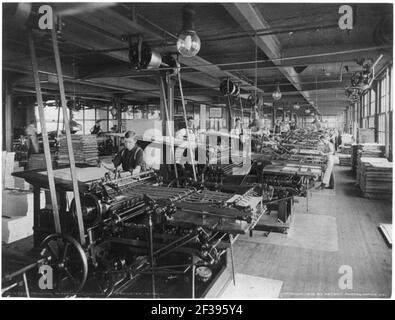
[[233, 165, 392, 298], [2, 165, 392, 298]]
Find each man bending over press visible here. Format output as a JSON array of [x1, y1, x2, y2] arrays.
[[113, 130, 145, 176]]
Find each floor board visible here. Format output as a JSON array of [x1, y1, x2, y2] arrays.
[[233, 165, 392, 298]]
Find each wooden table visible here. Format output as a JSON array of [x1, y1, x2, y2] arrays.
[[12, 164, 103, 246]]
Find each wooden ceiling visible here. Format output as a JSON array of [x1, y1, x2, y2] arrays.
[[3, 2, 393, 116]]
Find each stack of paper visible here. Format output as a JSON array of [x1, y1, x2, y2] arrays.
[[338, 154, 351, 166], [358, 157, 392, 199], [58, 134, 98, 165]]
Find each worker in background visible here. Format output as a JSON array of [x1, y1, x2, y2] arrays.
[[337, 130, 342, 149], [90, 120, 103, 135], [25, 120, 39, 154], [282, 121, 290, 133], [261, 126, 270, 138], [317, 134, 335, 189], [113, 130, 145, 176], [234, 117, 244, 150], [312, 116, 322, 131], [176, 116, 196, 141], [234, 117, 243, 135], [290, 121, 296, 131], [69, 113, 82, 134], [329, 129, 338, 153], [175, 116, 198, 175], [110, 124, 119, 133], [273, 120, 281, 135]]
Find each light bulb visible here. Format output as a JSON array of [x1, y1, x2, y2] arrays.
[[293, 103, 300, 110], [177, 30, 201, 57], [272, 89, 282, 101], [272, 84, 282, 101], [305, 109, 310, 114]]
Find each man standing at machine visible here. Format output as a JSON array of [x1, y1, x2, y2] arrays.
[[234, 117, 244, 150], [90, 120, 103, 136], [317, 134, 335, 189], [25, 120, 39, 154], [113, 130, 145, 175], [176, 116, 197, 141], [312, 115, 322, 132], [273, 120, 281, 135]]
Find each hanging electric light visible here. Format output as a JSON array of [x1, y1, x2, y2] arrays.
[[293, 102, 300, 110], [272, 82, 282, 101], [177, 5, 201, 58], [305, 109, 311, 114]]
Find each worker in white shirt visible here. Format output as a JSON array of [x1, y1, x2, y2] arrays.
[[175, 116, 196, 142], [175, 116, 197, 166], [282, 121, 290, 133], [312, 116, 322, 131], [233, 117, 244, 150], [317, 134, 335, 189]]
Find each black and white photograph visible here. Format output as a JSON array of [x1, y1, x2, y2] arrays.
[[0, 1, 393, 301]]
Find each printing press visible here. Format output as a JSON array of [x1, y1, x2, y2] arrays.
[[2, 168, 267, 298]]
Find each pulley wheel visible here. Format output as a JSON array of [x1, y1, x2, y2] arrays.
[[70, 193, 102, 229], [40, 233, 88, 295], [161, 55, 180, 76], [220, 79, 236, 96]]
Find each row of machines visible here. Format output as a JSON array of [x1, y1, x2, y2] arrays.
[[3, 130, 326, 297], [249, 130, 328, 227], [2, 170, 268, 298]]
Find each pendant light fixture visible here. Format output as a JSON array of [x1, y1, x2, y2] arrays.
[[177, 5, 201, 58], [305, 109, 311, 114], [272, 82, 282, 101], [293, 102, 300, 110]]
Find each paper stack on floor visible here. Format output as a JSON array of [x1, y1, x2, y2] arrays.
[[353, 143, 385, 171], [2, 189, 46, 243], [58, 134, 98, 165], [340, 145, 352, 154], [338, 154, 351, 166], [358, 157, 392, 199]]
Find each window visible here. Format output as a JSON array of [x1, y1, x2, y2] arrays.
[[34, 105, 64, 134], [369, 88, 376, 116], [356, 65, 392, 158], [378, 113, 386, 145], [362, 93, 368, 118], [96, 108, 109, 132], [379, 72, 389, 113], [368, 116, 375, 129]]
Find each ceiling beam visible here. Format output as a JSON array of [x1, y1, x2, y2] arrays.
[[64, 10, 265, 95], [282, 44, 392, 66], [7, 63, 160, 99], [224, 3, 313, 106]]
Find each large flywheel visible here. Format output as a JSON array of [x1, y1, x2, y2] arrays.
[[40, 234, 88, 296]]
